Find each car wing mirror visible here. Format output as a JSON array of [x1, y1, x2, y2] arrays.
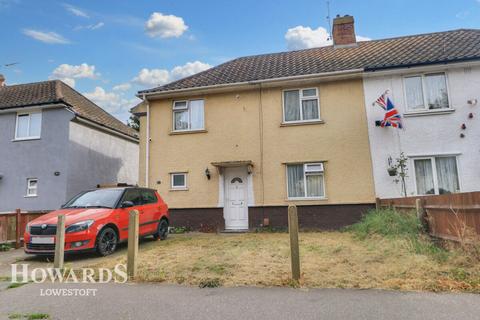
[[121, 201, 134, 208]]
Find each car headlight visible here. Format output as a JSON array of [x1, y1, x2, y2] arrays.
[[65, 220, 95, 233]]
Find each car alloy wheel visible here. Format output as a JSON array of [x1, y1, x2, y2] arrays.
[[154, 220, 169, 241], [96, 227, 118, 256]]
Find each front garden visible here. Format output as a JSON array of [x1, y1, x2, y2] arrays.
[[89, 209, 480, 292]]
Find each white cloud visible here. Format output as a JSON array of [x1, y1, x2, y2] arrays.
[[113, 83, 132, 91], [50, 63, 98, 87], [74, 22, 104, 31], [23, 29, 70, 44], [132, 68, 170, 87], [132, 61, 212, 87], [285, 25, 370, 50], [170, 61, 212, 79], [63, 4, 89, 18], [145, 12, 188, 38], [83, 86, 140, 121], [456, 11, 470, 19]]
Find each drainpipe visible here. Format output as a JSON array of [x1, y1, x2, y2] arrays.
[[144, 94, 150, 188]]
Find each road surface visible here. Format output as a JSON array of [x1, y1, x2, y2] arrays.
[[0, 282, 479, 320]]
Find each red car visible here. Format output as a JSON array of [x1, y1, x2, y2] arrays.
[[24, 187, 169, 256]]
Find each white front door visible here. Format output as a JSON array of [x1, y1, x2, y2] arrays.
[[224, 167, 248, 230]]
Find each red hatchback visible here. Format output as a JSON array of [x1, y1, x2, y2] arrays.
[[24, 187, 169, 256]]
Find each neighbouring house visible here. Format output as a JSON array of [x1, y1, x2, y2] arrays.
[[0, 79, 139, 212], [133, 15, 480, 230], [362, 29, 480, 198]]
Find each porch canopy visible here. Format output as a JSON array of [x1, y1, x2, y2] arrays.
[[211, 160, 253, 173]]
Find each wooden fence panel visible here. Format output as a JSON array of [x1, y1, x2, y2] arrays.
[[0, 211, 49, 245], [379, 192, 480, 242]]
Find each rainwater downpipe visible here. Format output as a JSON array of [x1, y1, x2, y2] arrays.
[[144, 94, 150, 187]]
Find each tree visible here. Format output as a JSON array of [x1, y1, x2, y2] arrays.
[[127, 114, 140, 131]]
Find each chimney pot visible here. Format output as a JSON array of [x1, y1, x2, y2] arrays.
[[0, 74, 5, 87], [332, 14, 357, 47]]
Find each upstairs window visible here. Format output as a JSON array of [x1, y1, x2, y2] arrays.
[[404, 73, 450, 112], [173, 100, 204, 131], [283, 88, 320, 122], [287, 163, 325, 199], [15, 111, 42, 140]]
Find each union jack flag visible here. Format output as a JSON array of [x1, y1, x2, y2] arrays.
[[374, 93, 388, 110], [373, 92, 403, 129]]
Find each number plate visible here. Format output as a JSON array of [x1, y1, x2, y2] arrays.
[[31, 237, 54, 244]]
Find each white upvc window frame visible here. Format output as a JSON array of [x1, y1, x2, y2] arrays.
[[282, 87, 321, 123], [172, 99, 205, 132], [286, 162, 326, 200], [26, 178, 38, 197], [411, 155, 461, 196], [14, 110, 42, 140], [403, 72, 451, 113], [170, 172, 188, 190]]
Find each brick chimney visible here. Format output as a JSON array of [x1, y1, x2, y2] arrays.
[[332, 15, 357, 47], [0, 74, 5, 87]]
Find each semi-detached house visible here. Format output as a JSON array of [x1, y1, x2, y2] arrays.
[[133, 15, 480, 230]]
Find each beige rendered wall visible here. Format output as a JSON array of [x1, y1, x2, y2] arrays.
[[138, 78, 375, 208]]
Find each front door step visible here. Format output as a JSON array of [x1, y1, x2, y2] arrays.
[[220, 229, 249, 234]]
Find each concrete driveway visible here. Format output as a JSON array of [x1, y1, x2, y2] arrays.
[[0, 282, 479, 320]]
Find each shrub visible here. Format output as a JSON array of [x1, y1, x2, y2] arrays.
[[0, 243, 12, 251], [348, 208, 422, 240], [348, 208, 449, 261]]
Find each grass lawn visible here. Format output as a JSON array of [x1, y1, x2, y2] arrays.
[[89, 210, 480, 292]]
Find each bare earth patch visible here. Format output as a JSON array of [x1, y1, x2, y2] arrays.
[[87, 232, 480, 292]]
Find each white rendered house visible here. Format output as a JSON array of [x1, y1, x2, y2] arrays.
[[363, 61, 480, 198]]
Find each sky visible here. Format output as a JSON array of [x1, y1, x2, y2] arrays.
[[1, 0, 480, 122]]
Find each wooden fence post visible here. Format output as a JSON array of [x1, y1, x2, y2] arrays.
[[54, 214, 65, 269], [127, 209, 139, 280], [15, 209, 21, 249], [375, 198, 381, 211], [288, 205, 300, 282], [415, 198, 427, 230]]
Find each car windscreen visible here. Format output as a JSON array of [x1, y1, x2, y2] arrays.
[[63, 189, 124, 209]]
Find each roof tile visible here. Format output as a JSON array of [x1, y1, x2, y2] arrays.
[[140, 29, 480, 94], [0, 80, 138, 139]]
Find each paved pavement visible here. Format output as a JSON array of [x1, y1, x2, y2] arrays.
[[0, 282, 479, 320]]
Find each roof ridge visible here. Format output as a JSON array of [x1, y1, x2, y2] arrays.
[[224, 29, 480, 60], [0, 79, 57, 90]]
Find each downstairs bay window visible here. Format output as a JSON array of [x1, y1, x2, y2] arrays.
[[287, 163, 325, 199], [413, 156, 460, 195]]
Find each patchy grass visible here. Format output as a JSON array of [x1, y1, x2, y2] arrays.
[[1, 243, 12, 251], [8, 314, 49, 320], [7, 282, 30, 289], [88, 210, 480, 292]]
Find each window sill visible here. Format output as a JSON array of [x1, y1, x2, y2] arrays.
[[24, 195, 38, 198], [280, 120, 324, 127], [169, 188, 189, 192], [169, 129, 207, 135], [12, 137, 41, 142], [404, 109, 455, 117], [286, 197, 328, 201]]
